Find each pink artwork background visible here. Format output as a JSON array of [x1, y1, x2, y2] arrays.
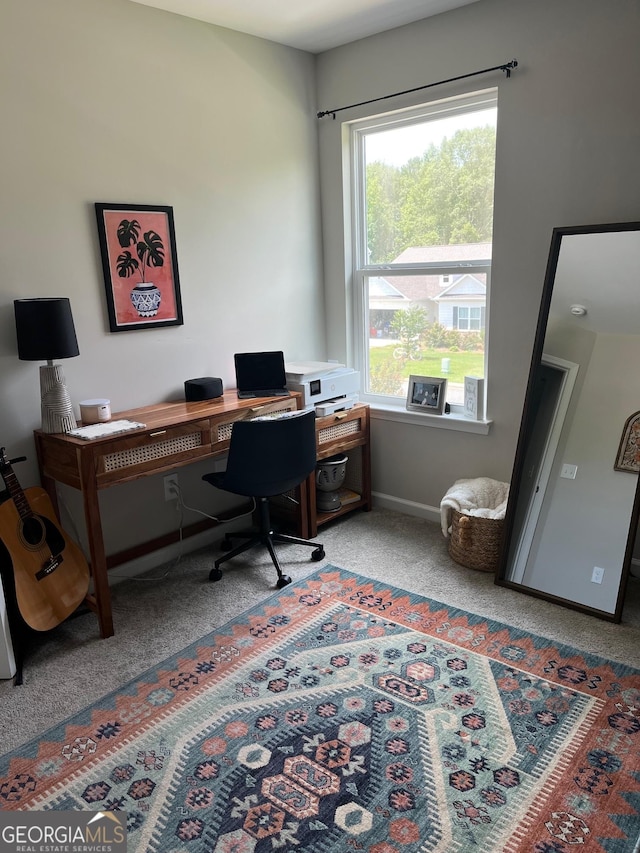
[[102, 209, 179, 326]]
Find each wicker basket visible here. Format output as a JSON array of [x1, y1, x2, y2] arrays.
[[448, 509, 504, 573]]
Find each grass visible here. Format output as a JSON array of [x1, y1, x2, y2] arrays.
[[369, 344, 484, 383]]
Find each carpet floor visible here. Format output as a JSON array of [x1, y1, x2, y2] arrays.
[[2, 509, 639, 750], [1, 561, 639, 853]]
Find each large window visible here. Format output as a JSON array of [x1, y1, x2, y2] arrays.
[[350, 90, 497, 413]]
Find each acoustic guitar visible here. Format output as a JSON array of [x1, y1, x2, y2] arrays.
[[0, 447, 90, 632]]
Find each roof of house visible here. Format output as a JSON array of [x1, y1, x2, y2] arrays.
[[377, 243, 490, 302], [391, 243, 492, 264], [435, 273, 487, 300]]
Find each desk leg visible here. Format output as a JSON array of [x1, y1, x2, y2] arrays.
[[306, 473, 319, 539], [79, 457, 113, 639], [297, 477, 311, 540]]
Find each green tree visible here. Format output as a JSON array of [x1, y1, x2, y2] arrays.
[[365, 125, 496, 260], [365, 162, 401, 262], [390, 305, 428, 353]]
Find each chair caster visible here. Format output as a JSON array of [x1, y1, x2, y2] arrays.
[[209, 567, 223, 582], [311, 547, 325, 561], [220, 537, 234, 552], [277, 574, 292, 588]]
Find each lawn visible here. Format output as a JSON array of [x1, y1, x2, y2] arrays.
[[369, 344, 484, 383]]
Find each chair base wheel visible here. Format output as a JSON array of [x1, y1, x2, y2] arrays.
[[209, 567, 223, 582], [311, 547, 325, 561], [277, 574, 292, 588]]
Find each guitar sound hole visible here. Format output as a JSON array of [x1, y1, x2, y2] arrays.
[[21, 516, 47, 548]]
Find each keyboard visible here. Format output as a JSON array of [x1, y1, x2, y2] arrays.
[[67, 420, 146, 440]]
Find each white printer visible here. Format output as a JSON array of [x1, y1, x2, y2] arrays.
[[285, 361, 360, 412]]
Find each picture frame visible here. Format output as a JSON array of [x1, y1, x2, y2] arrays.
[[464, 375, 485, 420], [614, 410, 640, 473], [95, 203, 183, 332], [406, 375, 448, 414]]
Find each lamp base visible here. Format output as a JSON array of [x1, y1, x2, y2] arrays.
[[40, 364, 77, 433]]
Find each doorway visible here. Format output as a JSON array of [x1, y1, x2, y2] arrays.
[[510, 355, 578, 584]]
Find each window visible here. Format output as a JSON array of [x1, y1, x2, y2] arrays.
[[455, 306, 484, 331], [349, 90, 497, 414]]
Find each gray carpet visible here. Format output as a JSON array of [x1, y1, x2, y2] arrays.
[[2, 507, 639, 755]]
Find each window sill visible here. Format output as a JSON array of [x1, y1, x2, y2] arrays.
[[369, 403, 492, 434]]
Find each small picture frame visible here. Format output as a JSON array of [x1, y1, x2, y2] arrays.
[[464, 376, 485, 420], [406, 375, 448, 414], [95, 203, 184, 332]]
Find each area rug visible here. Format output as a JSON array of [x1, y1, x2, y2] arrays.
[[1, 566, 639, 853]]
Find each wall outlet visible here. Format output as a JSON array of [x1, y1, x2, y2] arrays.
[[591, 566, 605, 584], [560, 463, 578, 480], [164, 474, 179, 502]]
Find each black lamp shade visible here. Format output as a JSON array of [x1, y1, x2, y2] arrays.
[[14, 298, 80, 361]]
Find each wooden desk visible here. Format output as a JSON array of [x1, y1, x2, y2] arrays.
[[34, 392, 301, 639]]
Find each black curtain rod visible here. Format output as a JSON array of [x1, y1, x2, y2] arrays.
[[317, 59, 518, 119]]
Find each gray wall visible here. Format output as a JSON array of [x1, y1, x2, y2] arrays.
[[0, 0, 325, 559], [317, 0, 640, 517]]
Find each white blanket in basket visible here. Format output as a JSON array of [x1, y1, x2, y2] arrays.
[[440, 477, 509, 537]]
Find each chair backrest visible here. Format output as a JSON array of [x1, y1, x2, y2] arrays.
[[221, 410, 317, 497]]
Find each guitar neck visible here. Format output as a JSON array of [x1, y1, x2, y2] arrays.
[[1, 465, 32, 520]]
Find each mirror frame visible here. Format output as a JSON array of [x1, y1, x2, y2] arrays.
[[496, 221, 640, 622]]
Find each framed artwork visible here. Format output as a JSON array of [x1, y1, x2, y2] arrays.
[[614, 410, 640, 473], [464, 375, 485, 420], [406, 375, 448, 414], [95, 203, 183, 332]]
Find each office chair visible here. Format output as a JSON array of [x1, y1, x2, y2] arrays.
[[202, 409, 325, 587]]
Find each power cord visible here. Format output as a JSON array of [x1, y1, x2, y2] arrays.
[[172, 482, 257, 525], [108, 483, 256, 581]]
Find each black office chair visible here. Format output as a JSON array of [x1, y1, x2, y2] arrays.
[[202, 409, 325, 588]]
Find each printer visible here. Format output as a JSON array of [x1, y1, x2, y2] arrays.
[[285, 361, 360, 413]]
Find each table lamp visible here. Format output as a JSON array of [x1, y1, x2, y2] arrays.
[[14, 297, 80, 434]]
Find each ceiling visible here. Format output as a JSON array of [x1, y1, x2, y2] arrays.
[[129, 0, 480, 53], [551, 230, 640, 337]]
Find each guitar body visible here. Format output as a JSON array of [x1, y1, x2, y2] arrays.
[[0, 486, 90, 631]]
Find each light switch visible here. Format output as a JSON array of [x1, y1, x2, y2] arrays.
[[560, 463, 578, 480]]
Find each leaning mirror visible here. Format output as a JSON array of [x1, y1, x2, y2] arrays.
[[497, 221, 640, 621]]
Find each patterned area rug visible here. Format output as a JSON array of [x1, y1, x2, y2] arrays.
[[1, 566, 639, 852]]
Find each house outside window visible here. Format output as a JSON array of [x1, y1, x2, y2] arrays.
[[349, 90, 497, 413]]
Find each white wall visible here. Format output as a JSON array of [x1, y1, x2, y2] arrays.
[[317, 0, 640, 516], [0, 0, 325, 557]]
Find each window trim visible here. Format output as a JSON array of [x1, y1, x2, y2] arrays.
[[347, 89, 497, 428], [372, 403, 492, 434]]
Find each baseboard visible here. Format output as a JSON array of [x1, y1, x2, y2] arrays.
[[372, 492, 440, 525]]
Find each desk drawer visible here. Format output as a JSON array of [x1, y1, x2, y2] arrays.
[[316, 404, 369, 458], [98, 420, 212, 484], [212, 398, 299, 450]]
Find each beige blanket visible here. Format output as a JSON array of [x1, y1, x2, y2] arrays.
[[440, 477, 509, 537]]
